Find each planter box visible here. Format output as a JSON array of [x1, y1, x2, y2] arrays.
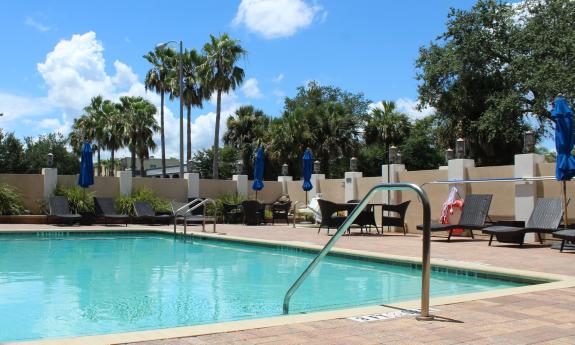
[[0, 215, 48, 224]]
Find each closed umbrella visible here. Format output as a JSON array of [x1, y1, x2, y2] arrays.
[[252, 147, 264, 200], [302, 148, 313, 205], [78, 142, 94, 188], [552, 96, 575, 228]]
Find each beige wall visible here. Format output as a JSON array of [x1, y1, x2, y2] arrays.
[[286, 180, 307, 204], [57, 175, 119, 198], [537, 163, 575, 224], [357, 176, 384, 203], [199, 179, 237, 199], [320, 179, 345, 203], [467, 165, 515, 221], [0, 174, 44, 213], [248, 180, 284, 203], [133, 177, 188, 201]]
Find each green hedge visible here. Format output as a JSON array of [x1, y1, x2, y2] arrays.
[[0, 184, 27, 215], [116, 187, 171, 216]]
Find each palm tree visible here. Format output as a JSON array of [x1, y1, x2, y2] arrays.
[[365, 101, 411, 163], [119, 96, 159, 176], [144, 47, 177, 178], [199, 33, 246, 178], [100, 100, 124, 176], [223, 105, 269, 177], [69, 95, 107, 175]]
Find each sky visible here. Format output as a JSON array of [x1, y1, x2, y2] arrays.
[[0, 0, 482, 159]]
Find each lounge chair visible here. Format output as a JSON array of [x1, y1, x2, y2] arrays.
[[47, 196, 82, 225], [552, 229, 575, 252], [242, 200, 264, 225], [416, 194, 493, 241], [171, 200, 216, 232], [483, 198, 563, 246], [381, 201, 411, 235], [317, 199, 350, 235], [93, 197, 129, 226], [272, 200, 292, 225], [223, 202, 242, 223], [133, 201, 172, 225], [347, 199, 379, 234]]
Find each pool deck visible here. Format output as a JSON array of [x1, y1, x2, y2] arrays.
[[3, 223, 575, 344]]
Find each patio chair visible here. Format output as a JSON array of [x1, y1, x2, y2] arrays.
[[483, 198, 563, 246], [242, 200, 264, 225], [93, 197, 129, 226], [223, 202, 242, 223], [317, 199, 350, 235], [552, 229, 575, 252], [416, 194, 493, 241], [381, 200, 411, 235], [47, 196, 82, 225], [347, 199, 379, 234], [272, 200, 292, 225], [133, 201, 172, 225]]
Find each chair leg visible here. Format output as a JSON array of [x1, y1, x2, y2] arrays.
[[447, 230, 452, 242], [318, 225, 322, 234], [489, 235, 493, 246], [537, 232, 543, 245], [470, 230, 475, 240], [560, 240, 565, 252], [403, 224, 407, 236]]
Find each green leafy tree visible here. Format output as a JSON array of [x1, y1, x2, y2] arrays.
[[223, 105, 270, 177], [199, 33, 246, 179], [0, 131, 26, 173], [401, 116, 445, 170], [70, 95, 107, 175], [99, 100, 124, 176], [191, 145, 238, 179], [144, 46, 177, 177], [24, 133, 80, 174]]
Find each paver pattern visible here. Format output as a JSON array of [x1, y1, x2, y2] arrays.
[[3, 223, 575, 344]]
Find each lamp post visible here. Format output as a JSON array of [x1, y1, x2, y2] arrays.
[[523, 130, 535, 153], [47, 153, 54, 168], [157, 40, 184, 179]]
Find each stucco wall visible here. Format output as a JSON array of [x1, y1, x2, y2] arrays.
[[0, 174, 44, 213], [133, 177, 188, 201], [198, 179, 237, 199], [320, 179, 345, 203], [57, 175, 119, 198], [286, 180, 307, 204], [467, 165, 515, 221], [248, 180, 284, 203]]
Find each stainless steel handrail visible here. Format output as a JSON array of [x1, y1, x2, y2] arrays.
[[282, 183, 434, 321], [187, 198, 217, 233], [173, 198, 203, 234]]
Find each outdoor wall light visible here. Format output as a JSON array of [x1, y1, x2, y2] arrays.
[[281, 163, 289, 176], [47, 153, 54, 168], [395, 151, 402, 164], [314, 160, 321, 174], [524, 130, 535, 153], [445, 148, 455, 161], [235, 160, 244, 175], [187, 160, 194, 173], [350, 157, 358, 172], [455, 138, 466, 159], [389, 145, 398, 164]]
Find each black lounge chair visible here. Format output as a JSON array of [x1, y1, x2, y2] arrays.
[[242, 200, 264, 225], [272, 200, 292, 225], [553, 229, 575, 252], [47, 196, 82, 225], [317, 199, 350, 235], [483, 198, 564, 246], [347, 199, 379, 234], [93, 197, 129, 226], [223, 202, 242, 223], [133, 201, 172, 225], [416, 194, 493, 241], [381, 201, 411, 235]]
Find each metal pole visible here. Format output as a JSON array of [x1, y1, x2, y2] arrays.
[[563, 180, 568, 229], [179, 40, 184, 178]]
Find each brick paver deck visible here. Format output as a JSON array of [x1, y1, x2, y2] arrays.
[[3, 223, 575, 344]]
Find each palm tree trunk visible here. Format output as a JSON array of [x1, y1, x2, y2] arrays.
[[140, 154, 146, 177], [110, 150, 115, 176], [130, 146, 136, 176], [97, 147, 101, 176], [187, 104, 192, 164], [212, 89, 222, 179], [160, 92, 166, 178]]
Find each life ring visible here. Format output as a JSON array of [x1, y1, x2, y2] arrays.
[[441, 198, 464, 235]]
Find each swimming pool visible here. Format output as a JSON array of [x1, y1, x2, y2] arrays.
[[0, 231, 533, 342]]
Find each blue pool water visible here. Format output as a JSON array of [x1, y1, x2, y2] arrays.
[[0, 232, 530, 342]]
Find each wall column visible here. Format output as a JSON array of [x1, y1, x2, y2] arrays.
[[277, 176, 293, 196], [233, 174, 248, 197], [447, 159, 475, 198], [42, 168, 58, 199], [310, 174, 325, 199], [515, 153, 545, 242], [184, 172, 200, 199], [117, 171, 133, 196], [344, 171, 363, 202], [381, 164, 406, 205]]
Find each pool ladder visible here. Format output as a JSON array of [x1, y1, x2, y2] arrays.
[[282, 183, 434, 321], [173, 198, 217, 236]]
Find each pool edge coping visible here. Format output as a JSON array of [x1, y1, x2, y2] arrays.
[[5, 228, 575, 345]]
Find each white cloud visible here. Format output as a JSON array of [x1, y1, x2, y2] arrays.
[[272, 73, 284, 83], [24, 16, 50, 32], [233, 0, 325, 39], [369, 98, 435, 121], [241, 78, 263, 98], [272, 89, 285, 104], [0, 93, 52, 121]]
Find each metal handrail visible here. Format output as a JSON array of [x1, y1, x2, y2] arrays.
[[282, 183, 434, 321], [173, 198, 203, 233], [173, 198, 217, 234]]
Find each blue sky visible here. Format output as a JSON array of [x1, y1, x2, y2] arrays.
[[0, 0, 480, 158]]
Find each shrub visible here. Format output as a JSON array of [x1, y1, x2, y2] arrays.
[[116, 187, 171, 216], [54, 184, 95, 213], [208, 192, 247, 219], [0, 183, 27, 215]]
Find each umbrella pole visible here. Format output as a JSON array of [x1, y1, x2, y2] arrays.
[[305, 191, 308, 205], [563, 180, 568, 229], [255, 190, 258, 201]]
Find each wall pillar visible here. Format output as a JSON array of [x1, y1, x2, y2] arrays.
[[233, 174, 248, 197], [382, 164, 406, 205], [42, 168, 58, 199], [184, 172, 200, 199], [344, 171, 363, 202], [447, 159, 475, 198], [310, 174, 325, 199], [515, 153, 545, 242], [277, 176, 293, 196], [117, 171, 133, 196]]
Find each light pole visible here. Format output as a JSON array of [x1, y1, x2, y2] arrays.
[[157, 40, 184, 178]]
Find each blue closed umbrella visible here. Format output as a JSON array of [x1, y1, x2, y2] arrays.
[[78, 142, 94, 188], [302, 148, 313, 204], [552, 96, 575, 228], [252, 147, 264, 199]]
